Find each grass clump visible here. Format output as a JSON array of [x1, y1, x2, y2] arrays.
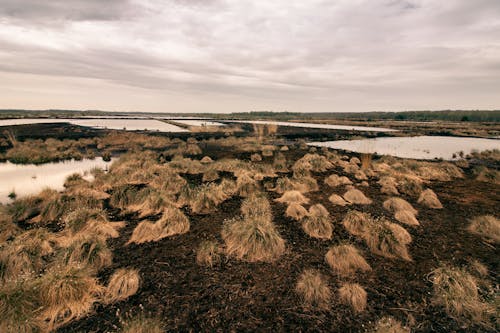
[[325, 244, 371, 276], [418, 189, 443, 209], [59, 235, 113, 272], [467, 215, 500, 243], [38, 266, 104, 330], [295, 269, 331, 310], [325, 174, 352, 187], [285, 203, 309, 221], [0, 281, 42, 332], [196, 240, 221, 267], [275, 190, 309, 205], [104, 268, 140, 304], [338, 283, 367, 313], [302, 204, 332, 240], [430, 265, 494, 327], [328, 193, 349, 206], [128, 207, 189, 245], [222, 197, 285, 262], [343, 212, 412, 260], [343, 188, 372, 205], [383, 197, 419, 226]]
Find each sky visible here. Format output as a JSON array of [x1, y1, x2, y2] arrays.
[[0, 0, 499, 113]]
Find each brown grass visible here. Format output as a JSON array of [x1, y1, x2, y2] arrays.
[[325, 244, 371, 276], [104, 268, 140, 304], [467, 215, 500, 243], [196, 240, 221, 267], [222, 215, 285, 262], [383, 197, 417, 215], [285, 203, 309, 221], [343, 188, 372, 205], [394, 210, 420, 226], [60, 235, 113, 271], [275, 190, 309, 205], [0, 280, 42, 332], [127, 207, 189, 245], [250, 153, 262, 162], [38, 266, 104, 330], [366, 220, 412, 260], [295, 269, 331, 310], [430, 265, 494, 327], [328, 194, 349, 206], [338, 283, 367, 313], [378, 176, 399, 195], [342, 210, 373, 237], [301, 204, 332, 239], [241, 194, 272, 221], [418, 189, 443, 209], [324, 174, 352, 187]]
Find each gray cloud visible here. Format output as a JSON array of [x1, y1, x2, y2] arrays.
[[0, 0, 137, 22], [0, 0, 499, 112]]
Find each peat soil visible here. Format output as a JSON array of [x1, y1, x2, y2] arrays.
[[59, 148, 499, 333]]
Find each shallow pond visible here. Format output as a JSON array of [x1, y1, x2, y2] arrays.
[[172, 120, 226, 126], [231, 120, 397, 132], [0, 118, 188, 132], [0, 158, 113, 203], [309, 136, 499, 160]]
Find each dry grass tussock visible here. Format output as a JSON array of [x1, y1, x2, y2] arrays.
[[250, 153, 262, 161], [180, 182, 232, 214], [472, 166, 500, 185], [38, 266, 104, 330], [394, 210, 420, 226], [120, 313, 165, 333], [328, 193, 349, 206], [59, 235, 113, 272], [342, 210, 373, 237], [127, 207, 189, 245], [338, 283, 367, 313], [343, 212, 412, 260], [196, 240, 221, 267], [430, 265, 495, 327], [62, 207, 124, 241], [295, 269, 331, 310], [302, 204, 332, 239], [298, 153, 334, 172], [383, 197, 419, 226], [104, 268, 140, 304], [325, 174, 352, 187], [236, 172, 259, 197], [325, 244, 371, 276], [378, 176, 399, 195], [275, 190, 309, 205], [0, 280, 43, 332], [418, 189, 443, 209], [0, 228, 55, 282], [0, 205, 20, 243], [285, 203, 309, 221], [467, 215, 500, 243], [373, 316, 410, 333], [343, 188, 372, 205], [222, 197, 285, 262], [383, 197, 417, 215]]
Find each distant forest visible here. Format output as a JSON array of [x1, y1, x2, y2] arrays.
[[0, 109, 499, 122]]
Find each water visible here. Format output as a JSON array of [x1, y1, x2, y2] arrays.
[[0, 118, 188, 132], [173, 120, 225, 126], [309, 136, 500, 160], [0, 158, 114, 203], [230, 120, 397, 132]]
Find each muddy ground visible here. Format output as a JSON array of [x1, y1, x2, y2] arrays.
[[58, 146, 499, 332]]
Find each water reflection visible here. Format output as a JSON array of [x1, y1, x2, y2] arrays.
[[0, 158, 114, 203], [309, 136, 499, 160]]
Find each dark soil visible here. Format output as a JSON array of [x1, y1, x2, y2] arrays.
[[58, 147, 499, 333]]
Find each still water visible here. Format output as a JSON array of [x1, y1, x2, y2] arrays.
[[0, 158, 113, 203], [231, 120, 397, 132], [0, 118, 188, 132], [309, 136, 499, 160]]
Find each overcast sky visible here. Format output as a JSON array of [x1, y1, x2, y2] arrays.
[[0, 0, 499, 113]]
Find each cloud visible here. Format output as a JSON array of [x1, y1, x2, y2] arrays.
[[0, 0, 499, 112]]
